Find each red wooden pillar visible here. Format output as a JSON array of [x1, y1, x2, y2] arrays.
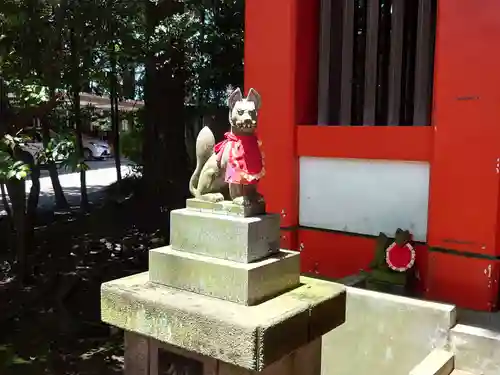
[[244, 0, 319, 250], [427, 0, 500, 310]]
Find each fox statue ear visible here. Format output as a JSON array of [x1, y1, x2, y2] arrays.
[[228, 88, 243, 110], [246, 88, 261, 110]]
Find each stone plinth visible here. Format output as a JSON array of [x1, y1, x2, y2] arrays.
[[102, 197, 346, 375], [125, 331, 322, 375], [149, 247, 300, 305], [101, 273, 346, 372], [186, 198, 266, 218], [170, 209, 280, 263]]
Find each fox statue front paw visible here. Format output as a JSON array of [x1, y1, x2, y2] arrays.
[[232, 195, 252, 207], [201, 193, 225, 203]]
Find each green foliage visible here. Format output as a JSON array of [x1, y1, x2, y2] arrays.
[[0, 0, 245, 176], [0, 344, 33, 368], [121, 129, 143, 165], [42, 133, 89, 173], [7, 81, 51, 107], [0, 135, 30, 181], [38, 136, 75, 165], [0, 157, 30, 180], [0, 0, 244, 106], [120, 108, 144, 165], [0, 129, 81, 182], [0, 0, 245, 285]]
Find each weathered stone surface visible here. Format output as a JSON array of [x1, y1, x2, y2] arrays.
[[186, 198, 266, 218], [321, 287, 456, 375], [409, 349, 454, 375], [300, 278, 347, 339], [100, 273, 346, 372], [337, 273, 367, 287], [218, 339, 322, 375], [170, 209, 280, 263], [149, 247, 300, 305], [125, 331, 156, 375], [450, 324, 500, 375]]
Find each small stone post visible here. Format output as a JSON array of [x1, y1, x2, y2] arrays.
[[101, 199, 346, 374]]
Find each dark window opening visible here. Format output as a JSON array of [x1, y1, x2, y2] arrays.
[[317, 0, 438, 126]]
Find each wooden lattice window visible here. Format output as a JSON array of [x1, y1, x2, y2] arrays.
[[317, 0, 437, 126]]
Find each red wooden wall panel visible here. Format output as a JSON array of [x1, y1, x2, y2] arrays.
[[428, 0, 500, 257], [244, 0, 500, 310], [426, 251, 500, 311]]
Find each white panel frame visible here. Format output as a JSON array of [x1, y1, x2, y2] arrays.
[[299, 157, 430, 241]]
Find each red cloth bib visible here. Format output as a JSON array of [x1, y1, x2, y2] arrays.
[[215, 132, 265, 185]]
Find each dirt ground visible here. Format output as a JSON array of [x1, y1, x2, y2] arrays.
[[0, 182, 170, 375]]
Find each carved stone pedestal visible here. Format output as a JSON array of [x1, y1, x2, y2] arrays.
[[125, 331, 322, 375], [101, 200, 346, 374]]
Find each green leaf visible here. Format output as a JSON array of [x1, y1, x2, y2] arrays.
[[10, 355, 31, 365], [78, 162, 90, 172], [15, 171, 27, 180]]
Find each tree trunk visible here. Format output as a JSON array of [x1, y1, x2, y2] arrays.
[[69, 25, 89, 211], [6, 179, 28, 282], [113, 95, 122, 182], [142, 0, 190, 209], [73, 89, 89, 211], [25, 164, 40, 251], [110, 50, 122, 182], [0, 181, 15, 255], [123, 65, 136, 100], [41, 115, 68, 209], [26, 168, 40, 218], [48, 164, 68, 208], [1, 181, 12, 219]]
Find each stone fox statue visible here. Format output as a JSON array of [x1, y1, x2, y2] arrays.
[[189, 88, 265, 206]]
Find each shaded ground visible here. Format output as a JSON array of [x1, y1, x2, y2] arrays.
[[0, 177, 170, 374]]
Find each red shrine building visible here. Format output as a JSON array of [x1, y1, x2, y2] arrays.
[[244, 0, 500, 311]]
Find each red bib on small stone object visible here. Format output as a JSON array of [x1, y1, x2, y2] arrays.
[[385, 242, 416, 272], [215, 132, 265, 185]]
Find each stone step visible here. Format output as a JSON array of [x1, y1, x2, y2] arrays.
[[186, 198, 266, 217], [169, 208, 280, 263], [149, 246, 300, 306], [409, 349, 454, 375], [449, 324, 500, 375]]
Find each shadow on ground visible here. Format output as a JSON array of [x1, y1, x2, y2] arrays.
[[37, 185, 110, 209], [0, 179, 170, 375]]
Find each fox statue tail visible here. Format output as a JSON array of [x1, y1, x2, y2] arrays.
[[189, 126, 215, 198]]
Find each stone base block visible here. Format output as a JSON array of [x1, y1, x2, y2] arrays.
[[409, 349, 454, 375], [149, 247, 300, 305], [170, 208, 280, 263], [450, 324, 500, 375], [124, 331, 322, 375], [186, 198, 266, 218], [101, 273, 346, 372]]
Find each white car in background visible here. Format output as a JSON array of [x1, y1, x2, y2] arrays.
[[16, 127, 112, 164], [81, 134, 112, 160]]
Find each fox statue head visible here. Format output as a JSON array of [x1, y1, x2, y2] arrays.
[[227, 88, 261, 134]]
